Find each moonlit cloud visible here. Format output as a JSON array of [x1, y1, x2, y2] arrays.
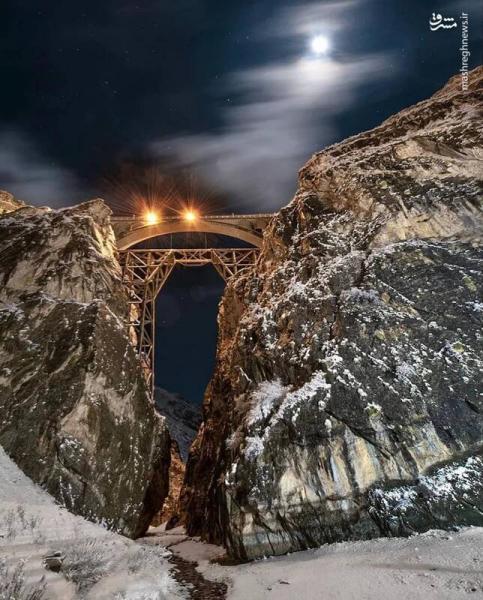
[[262, 0, 357, 39], [151, 1, 399, 211], [0, 131, 83, 207]]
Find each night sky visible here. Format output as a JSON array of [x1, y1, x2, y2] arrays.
[[1, 1, 481, 405]]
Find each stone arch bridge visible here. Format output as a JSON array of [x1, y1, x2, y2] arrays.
[[112, 213, 274, 391]]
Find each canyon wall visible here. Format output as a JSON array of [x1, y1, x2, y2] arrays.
[[0, 199, 170, 537], [151, 388, 202, 526], [182, 68, 483, 559]]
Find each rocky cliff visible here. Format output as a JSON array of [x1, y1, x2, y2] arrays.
[[0, 199, 170, 537], [182, 68, 483, 559], [151, 389, 201, 527]]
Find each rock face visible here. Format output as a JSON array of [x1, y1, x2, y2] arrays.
[[151, 389, 201, 526], [182, 68, 483, 559], [151, 443, 185, 527], [0, 199, 170, 538], [0, 190, 25, 215]]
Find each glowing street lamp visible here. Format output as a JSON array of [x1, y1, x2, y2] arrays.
[[145, 210, 159, 225], [183, 209, 198, 223]]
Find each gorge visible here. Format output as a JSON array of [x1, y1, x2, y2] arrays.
[[0, 67, 482, 592]]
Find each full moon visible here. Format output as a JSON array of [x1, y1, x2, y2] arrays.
[[310, 35, 329, 56]]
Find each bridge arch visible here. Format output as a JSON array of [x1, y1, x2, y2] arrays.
[[113, 212, 274, 394], [116, 220, 263, 250]]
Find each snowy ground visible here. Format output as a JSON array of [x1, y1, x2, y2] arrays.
[[220, 528, 483, 599], [0, 446, 186, 600], [150, 525, 483, 599], [1, 443, 482, 599]]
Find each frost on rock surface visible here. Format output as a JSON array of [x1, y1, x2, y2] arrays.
[[182, 67, 483, 559], [0, 199, 171, 538]]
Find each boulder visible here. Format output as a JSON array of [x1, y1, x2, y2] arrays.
[[0, 199, 170, 537]]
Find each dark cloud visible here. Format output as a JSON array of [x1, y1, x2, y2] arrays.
[[0, 131, 83, 206]]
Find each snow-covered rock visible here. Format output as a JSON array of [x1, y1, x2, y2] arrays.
[[154, 388, 201, 462], [0, 199, 171, 538], [182, 68, 483, 559]]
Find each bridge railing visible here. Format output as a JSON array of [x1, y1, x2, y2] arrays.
[[111, 213, 276, 222]]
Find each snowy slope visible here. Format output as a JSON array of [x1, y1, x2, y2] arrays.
[[158, 525, 483, 600], [0, 445, 186, 600], [3, 441, 482, 600]]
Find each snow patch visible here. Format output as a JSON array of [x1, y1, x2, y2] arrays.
[[246, 379, 288, 426]]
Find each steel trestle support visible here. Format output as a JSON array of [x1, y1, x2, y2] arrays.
[[119, 248, 258, 395]]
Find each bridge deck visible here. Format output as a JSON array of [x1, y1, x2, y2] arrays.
[[111, 213, 275, 222], [112, 213, 274, 250]]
